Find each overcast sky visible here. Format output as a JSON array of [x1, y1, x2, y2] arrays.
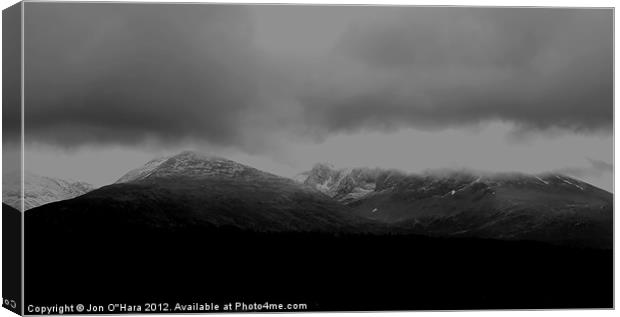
[[13, 3, 613, 191]]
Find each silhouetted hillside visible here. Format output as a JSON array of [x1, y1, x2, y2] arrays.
[[25, 227, 612, 310]]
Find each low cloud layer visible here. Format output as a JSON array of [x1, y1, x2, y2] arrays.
[[558, 158, 614, 179], [20, 4, 612, 150]]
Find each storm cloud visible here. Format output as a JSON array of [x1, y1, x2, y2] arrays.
[[22, 4, 612, 150], [554, 158, 613, 185], [302, 8, 612, 136], [24, 3, 261, 148]]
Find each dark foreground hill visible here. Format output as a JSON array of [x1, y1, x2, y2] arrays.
[[25, 227, 612, 311]]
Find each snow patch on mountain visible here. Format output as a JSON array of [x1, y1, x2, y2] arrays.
[[556, 175, 584, 190], [535, 176, 549, 185], [295, 163, 381, 203]]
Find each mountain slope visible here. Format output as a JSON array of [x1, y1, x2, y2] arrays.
[[114, 155, 171, 183], [27, 151, 370, 233], [355, 171, 612, 248], [3, 172, 94, 210], [298, 165, 613, 248], [25, 154, 613, 248]]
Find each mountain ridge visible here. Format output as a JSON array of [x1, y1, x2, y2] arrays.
[[296, 163, 612, 248], [296, 163, 611, 201], [3, 172, 94, 210], [29, 151, 372, 233], [24, 151, 613, 248], [116, 150, 280, 184]]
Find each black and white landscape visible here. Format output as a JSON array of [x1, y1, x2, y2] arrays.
[[8, 3, 613, 312]]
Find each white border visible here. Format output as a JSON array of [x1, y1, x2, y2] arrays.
[[0, 1, 616, 317]]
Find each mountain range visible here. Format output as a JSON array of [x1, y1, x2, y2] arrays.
[[22, 151, 614, 309], [27, 151, 368, 233], [297, 164, 613, 248], [23, 151, 613, 248], [2, 172, 94, 210]]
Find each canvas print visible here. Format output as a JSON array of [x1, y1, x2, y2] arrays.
[[2, 2, 613, 314]]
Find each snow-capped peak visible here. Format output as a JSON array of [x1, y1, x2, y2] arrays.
[[115, 151, 271, 183], [3, 172, 95, 210]]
